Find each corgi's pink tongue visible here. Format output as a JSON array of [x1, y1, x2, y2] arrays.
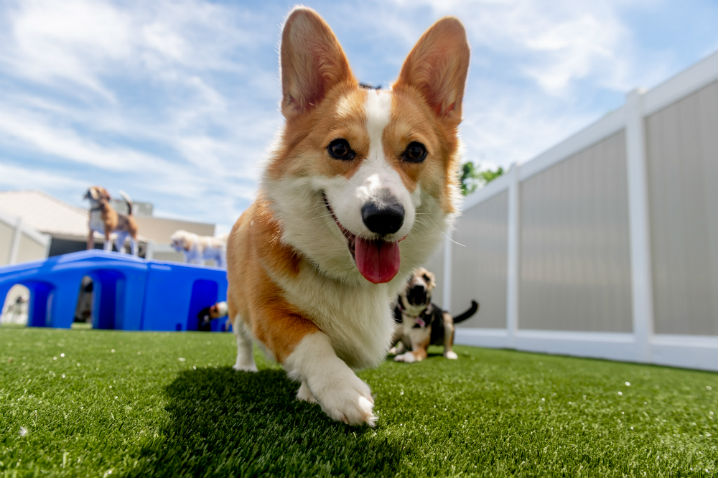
[[354, 237, 400, 284]]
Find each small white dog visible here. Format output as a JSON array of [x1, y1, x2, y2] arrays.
[[170, 230, 227, 268]]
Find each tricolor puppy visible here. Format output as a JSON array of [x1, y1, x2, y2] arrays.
[[390, 267, 479, 362], [226, 7, 469, 426], [196, 301, 229, 331], [170, 230, 227, 268], [84, 186, 139, 256]]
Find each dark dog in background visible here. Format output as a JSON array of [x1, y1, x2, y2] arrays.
[[390, 267, 479, 362]]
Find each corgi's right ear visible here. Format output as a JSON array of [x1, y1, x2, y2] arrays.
[[394, 17, 470, 129], [280, 7, 356, 119]]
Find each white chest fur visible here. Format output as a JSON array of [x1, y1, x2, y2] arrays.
[[89, 210, 105, 234], [273, 266, 396, 370]]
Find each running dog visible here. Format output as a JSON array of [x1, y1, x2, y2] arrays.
[[225, 7, 470, 426], [390, 267, 479, 362]]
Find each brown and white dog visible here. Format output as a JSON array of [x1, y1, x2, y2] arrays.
[[84, 186, 139, 255], [390, 267, 479, 363], [225, 7, 469, 426], [170, 230, 227, 268], [196, 301, 229, 331]]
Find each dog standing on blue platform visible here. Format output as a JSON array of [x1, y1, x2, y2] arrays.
[[84, 186, 139, 256], [390, 267, 479, 362]]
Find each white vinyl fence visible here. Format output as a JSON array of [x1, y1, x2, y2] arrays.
[[0, 210, 51, 267], [433, 52, 717, 371]]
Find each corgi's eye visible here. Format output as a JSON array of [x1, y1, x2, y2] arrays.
[[422, 273, 431, 282], [401, 141, 427, 163], [327, 138, 356, 161]]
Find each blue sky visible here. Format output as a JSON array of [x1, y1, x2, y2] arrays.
[[0, 0, 716, 233]]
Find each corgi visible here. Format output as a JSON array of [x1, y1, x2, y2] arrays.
[[226, 7, 469, 426]]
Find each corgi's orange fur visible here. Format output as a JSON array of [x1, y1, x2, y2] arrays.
[[226, 7, 469, 426]]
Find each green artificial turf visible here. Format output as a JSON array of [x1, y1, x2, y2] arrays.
[[0, 327, 716, 477]]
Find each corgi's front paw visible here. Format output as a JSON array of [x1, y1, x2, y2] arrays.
[[232, 362, 258, 372], [296, 381, 317, 403], [312, 372, 376, 426]]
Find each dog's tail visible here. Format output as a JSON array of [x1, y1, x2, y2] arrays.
[[452, 300, 479, 324], [119, 190, 133, 216]]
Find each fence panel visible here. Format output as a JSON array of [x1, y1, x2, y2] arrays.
[[519, 131, 633, 333], [645, 81, 718, 336], [451, 191, 509, 328]]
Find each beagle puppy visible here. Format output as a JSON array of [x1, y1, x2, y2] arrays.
[[84, 186, 139, 256]]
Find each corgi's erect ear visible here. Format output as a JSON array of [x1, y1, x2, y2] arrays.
[[280, 7, 356, 119], [394, 17, 470, 127]]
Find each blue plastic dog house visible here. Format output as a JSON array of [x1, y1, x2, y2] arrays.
[[0, 251, 227, 332]]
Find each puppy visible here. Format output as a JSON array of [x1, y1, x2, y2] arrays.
[[196, 301, 229, 331], [225, 7, 469, 426], [170, 230, 227, 268], [84, 186, 139, 255], [390, 267, 479, 362]]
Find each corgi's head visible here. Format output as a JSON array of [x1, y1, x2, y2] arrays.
[[264, 7, 469, 286]]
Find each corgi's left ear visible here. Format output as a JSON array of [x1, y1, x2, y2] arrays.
[[280, 7, 356, 119], [394, 17, 470, 128]]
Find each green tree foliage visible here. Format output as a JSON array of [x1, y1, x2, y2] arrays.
[[459, 161, 504, 196]]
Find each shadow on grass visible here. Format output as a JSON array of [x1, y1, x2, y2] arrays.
[[125, 367, 401, 477]]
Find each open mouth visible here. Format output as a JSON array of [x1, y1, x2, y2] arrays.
[[322, 192, 401, 284]]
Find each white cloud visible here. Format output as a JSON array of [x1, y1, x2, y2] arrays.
[[0, 161, 88, 192], [0, 107, 175, 173]]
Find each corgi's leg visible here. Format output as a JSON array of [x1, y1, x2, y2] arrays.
[[443, 313, 458, 359], [232, 314, 257, 372], [103, 231, 112, 251], [285, 332, 376, 426], [130, 237, 138, 256]]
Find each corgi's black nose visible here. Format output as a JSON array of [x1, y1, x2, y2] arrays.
[[361, 200, 404, 236]]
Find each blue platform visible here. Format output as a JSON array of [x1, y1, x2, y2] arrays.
[[0, 251, 228, 332]]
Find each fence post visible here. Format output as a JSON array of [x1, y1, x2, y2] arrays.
[[8, 217, 23, 265], [145, 241, 155, 260], [442, 233, 452, 311], [506, 163, 520, 347], [625, 89, 655, 363]]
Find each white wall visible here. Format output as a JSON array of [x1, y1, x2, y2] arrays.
[[0, 210, 51, 267]]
